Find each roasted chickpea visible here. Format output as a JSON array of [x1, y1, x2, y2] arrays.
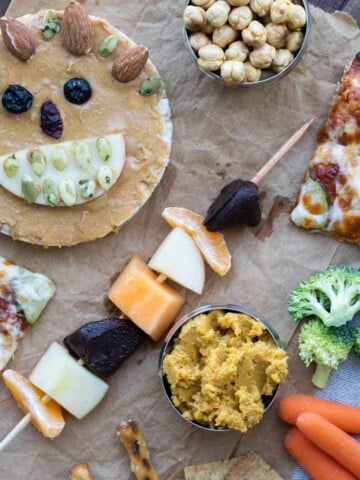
[[249, 42, 276, 68], [227, 0, 250, 5], [286, 4, 307, 30], [244, 61, 261, 81], [242, 20, 267, 49], [225, 41, 249, 62], [189, 32, 212, 51], [213, 24, 238, 48], [183, 5, 207, 31], [265, 23, 289, 48], [198, 44, 225, 70], [221, 60, 246, 83], [286, 30, 304, 52], [271, 48, 294, 72], [228, 6, 253, 30], [250, 0, 272, 17], [270, 0, 292, 24], [206, 1, 231, 27], [192, 0, 216, 9]]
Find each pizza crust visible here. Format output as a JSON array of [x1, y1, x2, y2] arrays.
[[291, 54, 360, 244], [0, 12, 172, 247]]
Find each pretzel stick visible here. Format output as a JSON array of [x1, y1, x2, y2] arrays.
[[117, 420, 159, 480], [251, 118, 314, 185], [69, 463, 92, 480], [0, 359, 85, 453]]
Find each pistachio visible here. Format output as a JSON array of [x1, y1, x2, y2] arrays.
[[139, 76, 162, 96], [3, 154, 18, 177], [97, 165, 114, 191], [43, 178, 60, 206], [52, 147, 68, 171], [98, 34, 118, 57], [29, 149, 46, 177], [75, 142, 92, 171], [21, 174, 41, 203], [59, 177, 76, 206], [96, 137, 112, 162], [79, 178, 96, 198], [42, 9, 60, 40]]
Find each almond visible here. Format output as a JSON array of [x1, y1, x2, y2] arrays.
[[0, 17, 35, 61], [61, 1, 93, 55], [112, 45, 149, 83]]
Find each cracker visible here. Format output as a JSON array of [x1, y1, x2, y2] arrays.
[[184, 452, 284, 480]]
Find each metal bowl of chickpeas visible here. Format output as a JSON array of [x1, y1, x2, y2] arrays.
[[183, 0, 310, 87]]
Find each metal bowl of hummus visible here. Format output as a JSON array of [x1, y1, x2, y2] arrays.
[[159, 304, 288, 432]]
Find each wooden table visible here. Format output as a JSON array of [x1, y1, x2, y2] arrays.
[[0, 0, 359, 21]]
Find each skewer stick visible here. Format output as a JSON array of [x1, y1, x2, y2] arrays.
[[0, 359, 85, 453], [251, 118, 314, 185]]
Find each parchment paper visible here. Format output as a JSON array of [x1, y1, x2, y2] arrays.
[[0, 1, 359, 479]]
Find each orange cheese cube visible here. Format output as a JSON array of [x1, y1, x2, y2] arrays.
[[108, 255, 185, 341]]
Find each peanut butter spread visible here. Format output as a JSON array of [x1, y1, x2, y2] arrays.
[[0, 12, 171, 246]]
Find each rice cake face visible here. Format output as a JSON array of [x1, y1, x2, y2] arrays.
[[0, 11, 172, 246]]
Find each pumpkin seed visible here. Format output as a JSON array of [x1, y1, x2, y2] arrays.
[[43, 179, 60, 206], [75, 142, 92, 171], [59, 177, 76, 206], [42, 9, 60, 40], [52, 147, 68, 171], [22, 175, 41, 203], [139, 76, 162, 96], [96, 136, 112, 162], [3, 154, 18, 177], [97, 165, 114, 191], [79, 179, 96, 198], [29, 149, 46, 177], [98, 34, 118, 57]]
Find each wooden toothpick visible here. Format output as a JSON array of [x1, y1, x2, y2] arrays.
[[251, 118, 314, 185]]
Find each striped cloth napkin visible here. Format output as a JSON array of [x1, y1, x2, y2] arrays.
[[292, 350, 360, 480]]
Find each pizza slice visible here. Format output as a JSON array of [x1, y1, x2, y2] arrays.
[[291, 53, 360, 243], [0, 257, 55, 371]]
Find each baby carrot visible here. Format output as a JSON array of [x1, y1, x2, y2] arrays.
[[285, 427, 357, 480], [296, 412, 360, 479], [279, 394, 360, 433]]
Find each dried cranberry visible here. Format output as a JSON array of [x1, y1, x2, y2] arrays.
[[2, 84, 33, 114], [63, 78, 91, 105], [40, 100, 63, 139]]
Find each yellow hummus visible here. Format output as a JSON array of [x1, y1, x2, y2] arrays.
[[0, 12, 170, 246], [163, 310, 288, 431]]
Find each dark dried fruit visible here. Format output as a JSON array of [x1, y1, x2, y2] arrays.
[[40, 100, 63, 139], [63, 77, 92, 105], [64, 317, 145, 377], [2, 84, 33, 114], [204, 179, 261, 231]]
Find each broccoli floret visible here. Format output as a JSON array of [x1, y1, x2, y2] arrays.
[[289, 266, 360, 327], [354, 327, 360, 358], [298, 318, 354, 388]]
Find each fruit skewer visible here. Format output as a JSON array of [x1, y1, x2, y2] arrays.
[[0, 119, 313, 453], [204, 118, 314, 230]]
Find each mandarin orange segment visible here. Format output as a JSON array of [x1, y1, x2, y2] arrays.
[[3, 369, 65, 439], [161, 207, 231, 276]]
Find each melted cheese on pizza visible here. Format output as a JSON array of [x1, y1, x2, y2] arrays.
[[0, 299, 27, 371], [291, 54, 360, 243]]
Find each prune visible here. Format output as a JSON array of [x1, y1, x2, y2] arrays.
[[204, 179, 261, 231], [40, 101, 63, 139], [64, 317, 145, 377], [63, 78, 92, 105], [2, 84, 33, 114]]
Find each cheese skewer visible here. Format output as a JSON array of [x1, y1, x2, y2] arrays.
[[251, 118, 314, 185], [0, 359, 85, 453]]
